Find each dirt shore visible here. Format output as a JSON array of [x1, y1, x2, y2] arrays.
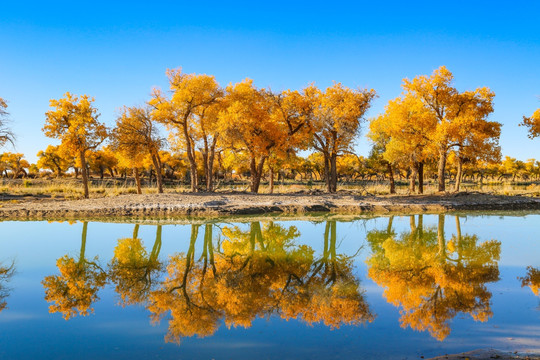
[[427, 349, 540, 359], [1, 191, 540, 220]]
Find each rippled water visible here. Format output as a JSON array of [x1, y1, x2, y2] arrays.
[[0, 213, 539, 359]]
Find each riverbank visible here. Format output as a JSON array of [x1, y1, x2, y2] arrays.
[[1, 191, 540, 220], [428, 349, 540, 359]]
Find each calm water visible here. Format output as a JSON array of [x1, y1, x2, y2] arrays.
[[0, 213, 539, 359]]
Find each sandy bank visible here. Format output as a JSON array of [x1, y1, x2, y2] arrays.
[[1, 192, 540, 220], [428, 349, 540, 359]]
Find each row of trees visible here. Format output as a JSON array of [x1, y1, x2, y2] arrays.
[[40, 72, 375, 198], [4, 150, 540, 188], [1, 67, 538, 197]]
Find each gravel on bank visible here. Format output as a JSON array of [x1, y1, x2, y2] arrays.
[[1, 192, 540, 220], [427, 349, 540, 359]]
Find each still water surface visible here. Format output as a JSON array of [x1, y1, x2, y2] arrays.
[[0, 213, 539, 359]]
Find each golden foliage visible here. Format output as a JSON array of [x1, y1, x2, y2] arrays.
[[521, 108, 540, 139]]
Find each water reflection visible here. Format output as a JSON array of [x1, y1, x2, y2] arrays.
[[109, 224, 163, 306], [0, 260, 15, 313], [366, 215, 501, 340], [521, 266, 540, 296], [42, 221, 107, 319], [41, 220, 373, 344], [39, 216, 512, 344], [148, 221, 373, 344]]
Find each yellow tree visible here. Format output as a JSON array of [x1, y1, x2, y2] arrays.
[[309, 83, 376, 193], [0, 97, 14, 149], [219, 79, 285, 193], [369, 95, 436, 194], [43, 93, 108, 198], [1, 152, 30, 178], [37, 145, 70, 177], [150, 69, 223, 192], [403, 66, 496, 192], [87, 146, 118, 179], [112, 106, 165, 193], [520, 108, 540, 139]]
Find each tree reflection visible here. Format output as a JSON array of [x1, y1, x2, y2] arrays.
[[108, 224, 164, 306], [0, 261, 15, 313], [42, 222, 107, 319], [520, 266, 540, 296], [366, 214, 500, 340], [148, 221, 373, 344]]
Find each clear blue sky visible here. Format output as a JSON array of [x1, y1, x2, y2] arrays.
[[1, 0, 539, 163]]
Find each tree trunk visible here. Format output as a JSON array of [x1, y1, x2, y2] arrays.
[[269, 167, 274, 194], [454, 157, 463, 192], [133, 167, 142, 194], [409, 166, 417, 193], [79, 150, 89, 198], [206, 137, 217, 192], [329, 152, 338, 193], [151, 153, 163, 194], [387, 163, 396, 194], [184, 129, 198, 192], [249, 156, 266, 193], [437, 149, 447, 192], [418, 162, 424, 194], [323, 152, 331, 193]]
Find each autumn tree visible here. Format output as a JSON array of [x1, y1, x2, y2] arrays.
[[309, 83, 376, 192], [37, 145, 70, 177], [42, 222, 108, 319], [219, 80, 284, 193], [151, 69, 223, 192], [402, 66, 496, 192], [87, 146, 118, 179], [43, 93, 108, 198], [0, 102, 13, 148], [112, 106, 165, 193], [0, 97, 14, 149], [369, 95, 436, 194], [520, 108, 540, 139], [1, 152, 30, 178]]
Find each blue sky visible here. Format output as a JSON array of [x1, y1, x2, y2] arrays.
[[1, 1, 539, 162]]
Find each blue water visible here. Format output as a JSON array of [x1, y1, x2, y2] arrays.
[[0, 213, 539, 359]]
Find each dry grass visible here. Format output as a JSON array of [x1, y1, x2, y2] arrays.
[[1, 178, 539, 199]]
